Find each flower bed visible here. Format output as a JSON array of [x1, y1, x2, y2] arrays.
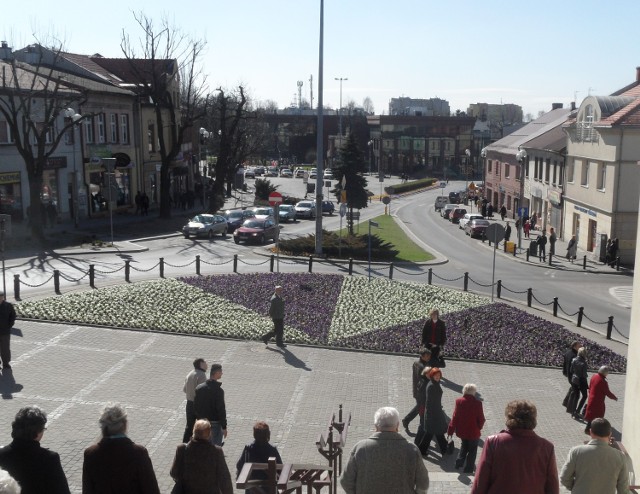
[[15, 273, 626, 372]]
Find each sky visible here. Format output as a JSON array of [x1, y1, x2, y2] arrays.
[[3, 0, 640, 118]]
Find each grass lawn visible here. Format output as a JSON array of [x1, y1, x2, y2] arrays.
[[336, 214, 434, 262]]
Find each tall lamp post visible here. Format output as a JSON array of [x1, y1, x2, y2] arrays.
[[102, 158, 116, 246], [516, 147, 527, 252], [367, 140, 373, 175], [334, 77, 348, 137], [464, 148, 471, 199], [480, 147, 487, 191], [64, 108, 83, 227], [199, 127, 210, 209]]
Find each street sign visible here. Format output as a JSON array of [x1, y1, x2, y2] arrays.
[[382, 196, 391, 205], [339, 203, 347, 217], [519, 207, 529, 218], [347, 211, 360, 221], [486, 223, 505, 244], [440, 182, 446, 188], [268, 191, 283, 207]]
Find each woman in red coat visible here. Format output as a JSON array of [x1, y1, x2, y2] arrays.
[[447, 383, 485, 474], [584, 366, 617, 434]]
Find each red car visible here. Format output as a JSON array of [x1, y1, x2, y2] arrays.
[[450, 208, 468, 224], [464, 218, 490, 238], [233, 218, 279, 244]]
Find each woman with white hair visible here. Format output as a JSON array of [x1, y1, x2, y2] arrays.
[[0, 468, 21, 494], [584, 366, 618, 434], [447, 383, 485, 474]]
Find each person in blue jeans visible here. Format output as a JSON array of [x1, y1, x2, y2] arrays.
[[194, 364, 227, 446]]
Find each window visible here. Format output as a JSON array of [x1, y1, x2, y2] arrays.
[[578, 104, 596, 142], [0, 118, 13, 143], [524, 159, 529, 179], [148, 123, 155, 152], [110, 114, 118, 143], [552, 160, 558, 185], [120, 114, 129, 144], [84, 117, 94, 144], [597, 163, 606, 190], [504, 164, 510, 178], [567, 159, 576, 183], [545, 159, 551, 184], [580, 161, 589, 186], [97, 114, 106, 143], [487, 159, 492, 173]]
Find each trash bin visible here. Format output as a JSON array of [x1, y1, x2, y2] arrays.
[[529, 241, 538, 256], [506, 241, 515, 254]]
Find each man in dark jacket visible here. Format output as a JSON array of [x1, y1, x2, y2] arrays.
[[0, 292, 17, 369], [194, 363, 227, 446], [262, 285, 286, 348], [537, 232, 548, 262], [83, 404, 160, 494], [402, 347, 432, 432], [562, 341, 582, 410], [421, 308, 446, 361], [0, 406, 70, 494]]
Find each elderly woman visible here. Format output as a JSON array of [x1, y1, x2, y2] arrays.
[[447, 383, 485, 474], [584, 366, 618, 434], [566, 347, 588, 419], [0, 468, 21, 494], [171, 419, 233, 494], [415, 367, 449, 457], [472, 400, 559, 494], [83, 404, 160, 494]]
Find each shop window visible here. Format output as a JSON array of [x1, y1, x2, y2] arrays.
[[567, 160, 576, 183], [89, 167, 131, 212], [0, 179, 23, 220], [120, 114, 129, 144], [110, 114, 118, 143]]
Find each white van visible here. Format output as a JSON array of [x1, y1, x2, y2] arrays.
[[434, 196, 449, 211]]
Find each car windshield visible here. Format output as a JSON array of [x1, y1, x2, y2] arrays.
[[280, 205, 293, 211], [254, 208, 272, 215], [243, 220, 263, 228], [297, 202, 313, 208], [226, 211, 242, 219], [190, 215, 210, 223]]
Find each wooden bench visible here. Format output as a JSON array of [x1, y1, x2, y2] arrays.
[[316, 405, 351, 493], [236, 458, 333, 494]]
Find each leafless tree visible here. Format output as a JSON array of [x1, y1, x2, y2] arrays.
[[120, 12, 209, 219], [362, 96, 375, 115], [0, 46, 87, 241]]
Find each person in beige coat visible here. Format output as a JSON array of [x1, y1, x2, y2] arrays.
[[560, 418, 628, 493]]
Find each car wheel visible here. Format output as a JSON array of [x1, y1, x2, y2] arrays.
[[234, 238, 240, 244], [208, 230, 214, 240], [260, 234, 266, 244]]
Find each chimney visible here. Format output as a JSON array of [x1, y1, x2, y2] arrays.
[[636, 66, 640, 82], [551, 103, 563, 110], [0, 41, 12, 61]]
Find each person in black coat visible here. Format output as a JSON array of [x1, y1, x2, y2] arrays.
[[566, 348, 589, 419], [402, 347, 432, 431], [236, 421, 282, 487], [194, 364, 227, 446], [561, 341, 581, 409], [415, 368, 449, 456], [0, 292, 16, 369], [537, 232, 548, 262], [421, 308, 446, 361], [0, 406, 70, 494]]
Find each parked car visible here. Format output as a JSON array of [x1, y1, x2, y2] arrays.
[[450, 207, 468, 224], [252, 206, 274, 220], [224, 209, 255, 233], [309, 168, 318, 179], [459, 213, 484, 230], [464, 218, 490, 238], [265, 167, 278, 177], [441, 203, 458, 219], [434, 196, 449, 211], [182, 214, 228, 239], [244, 168, 256, 179], [233, 218, 279, 244], [323, 169, 333, 180], [280, 168, 293, 178], [254, 166, 265, 176], [448, 191, 461, 203], [278, 204, 296, 222], [294, 168, 306, 178], [321, 200, 335, 215], [295, 200, 316, 219]]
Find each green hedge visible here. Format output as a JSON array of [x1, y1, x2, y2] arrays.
[[385, 178, 437, 195]]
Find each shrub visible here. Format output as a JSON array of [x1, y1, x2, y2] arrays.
[[385, 178, 437, 195], [277, 230, 399, 260]]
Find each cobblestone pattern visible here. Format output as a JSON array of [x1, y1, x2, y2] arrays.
[[0, 320, 626, 493]]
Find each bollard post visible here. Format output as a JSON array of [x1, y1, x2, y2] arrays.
[[389, 263, 394, 280], [13, 274, 20, 301], [270, 255, 275, 273], [583, 255, 587, 270], [488, 237, 492, 247], [159, 257, 165, 278], [548, 253, 553, 266], [616, 257, 620, 271], [527, 288, 533, 307], [89, 264, 95, 288], [348, 258, 353, 275], [513, 243, 517, 257], [428, 268, 433, 285], [125, 260, 131, 282], [497, 280, 502, 298], [195, 255, 200, 275], [54, 270, 60, 294], [526, 249, 530, 262], [463, 272, 469, 291], [577, 307, 584, 327], [553, 297, 558, 317], [503, 241, 507, 253], [606, 316, 614, 340], [233, 254, 238, 273], [308, 255, 313, 273]]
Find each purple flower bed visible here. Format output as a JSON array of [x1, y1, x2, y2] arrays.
[[180, 273, 344, 342], [336, 303, 627, 373]]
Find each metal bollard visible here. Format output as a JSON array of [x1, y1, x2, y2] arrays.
[[389, 263, 394, 280], [526, 249, 530, 262], [89, 264, 95, 288], [513, 244, 517, 257], [527, 288, 533, 307], [13, 274, 20, 301], [54, 270, 60, 294], [233, 254, 238, 273], [615, 257, 620, 271], [463, 272, 469, 291], [428, 268, 433, 285], [606, 316, 614, 340], [195, 255, 200, 275], [583, 255, 587, 270], [348, 258, 353, 275], [553, 297, 558, 317], [159, 257, 165, 278], [308, 255, 313, 273], [577, 307, 584, 327], [496, 280, 502, 298], [270, 255, 275, 273], [124, 260, 131, 282], [548, 253, 552, 265]]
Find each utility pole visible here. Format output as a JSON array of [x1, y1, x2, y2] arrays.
[[334, 77, 348, 136]]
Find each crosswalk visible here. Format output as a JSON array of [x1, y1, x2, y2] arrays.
[[610, 286, 634, 308]]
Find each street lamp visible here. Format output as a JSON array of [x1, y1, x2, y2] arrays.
[[64, 108, 83, 228], [334, 77, 348, 137], [464, 148, 471, 201], [516, 147, 527, 252], [102, 157, 117, 246], [480, 147, 487, 191], [199, 127, 210, 209], [367, 140, 373, 176]]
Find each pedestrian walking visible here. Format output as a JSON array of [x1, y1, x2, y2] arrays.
[[567, 235, 578, 262], [415, 368, 449, 457], [537, 232, 547, 262], [523, 219, 531, 238], [562, 341, 581, 409], [421, 308, 446, 363], [549, 227, 557, 255], [487, 204, 493, 218], [447, 383, 485, 474], [530, 212, 537, 231], [0, 292, 17, 370], [504, 222, 511, 243], [608, 238, 619, 267], [499, 205, 507, 221], [194, 363, 228, 446], [584, 366, 618, 434], [566, 347, 588, 419], [262, 285, 286, 348], [402, 347, 432, 432], [141, 192, 150, 216], [182, 358, 208, 443]]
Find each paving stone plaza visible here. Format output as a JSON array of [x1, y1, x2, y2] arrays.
[[0, 319, 627, 493]]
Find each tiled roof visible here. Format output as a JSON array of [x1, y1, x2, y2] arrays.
[[90, 57, 176, 85]]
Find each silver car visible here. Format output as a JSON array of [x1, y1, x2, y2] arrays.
[[182, 214, 228, 239], [278, 204, 297, 222], [295, 200, 316, 219]]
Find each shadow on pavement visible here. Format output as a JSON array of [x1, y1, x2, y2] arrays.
[[0, 369, 23, 399]]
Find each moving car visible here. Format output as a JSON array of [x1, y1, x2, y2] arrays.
[[233, 218, 279, 244], [450, 208, 468, 224], [295, 200, 316, 219], [224, 209, 255, 233], [278, 204, 296, 222], [280, 168, 293, 178], [182, 214, 228, 239], [464, 218, 490, 238], [459, 213, 484, 230], [441, 203, 458, 219], [434, 196, 449, 211], [252, 206, 274, 220], [294, 168, 306, 178], [321, 200, 335, 215]]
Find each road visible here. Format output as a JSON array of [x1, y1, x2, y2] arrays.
[[3, 179, 632, 339]]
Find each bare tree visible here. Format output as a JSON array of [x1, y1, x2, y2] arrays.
[[362, 96, 375, 114], [0, 47, 87, 241], [120, 12, 209, 219]]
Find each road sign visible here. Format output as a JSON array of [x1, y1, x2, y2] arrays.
[[382, 196, 391, 205], [486, 223, 505, 244], [440, 182, 446, 188], [268, 191, 283, 207], [339, 203, 347, 217]]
